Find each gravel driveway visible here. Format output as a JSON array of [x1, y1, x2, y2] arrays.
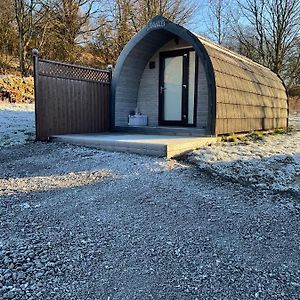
[[0, 142, 299, 300]]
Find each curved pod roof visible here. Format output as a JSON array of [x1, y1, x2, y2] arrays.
[[197, 34, 287, 133]]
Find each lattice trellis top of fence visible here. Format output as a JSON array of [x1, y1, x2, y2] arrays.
[[38, 59, 111, 83]]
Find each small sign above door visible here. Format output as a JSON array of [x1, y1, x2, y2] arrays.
[[146, 19, 166, 31]]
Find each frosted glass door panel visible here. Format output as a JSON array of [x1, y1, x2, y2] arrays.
[[188, 51, 195, 124], [164, 56, 183, 121]]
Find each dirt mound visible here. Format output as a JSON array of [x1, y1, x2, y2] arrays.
[[0, 76, 34, 103]]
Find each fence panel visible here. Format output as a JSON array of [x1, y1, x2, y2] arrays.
[[33, 51, 111, 141]]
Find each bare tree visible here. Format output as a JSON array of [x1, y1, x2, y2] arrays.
[[14, 0, 48, 76], [206, 0, 231, 45], [130, 0, 197, 30], [235, 0, 300, 85], [0, 0, 17, 73], [41, 0, 99, 62], [284, 37, 300, 86]]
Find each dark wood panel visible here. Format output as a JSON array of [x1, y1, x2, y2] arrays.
[[34, 56, 111, 140]]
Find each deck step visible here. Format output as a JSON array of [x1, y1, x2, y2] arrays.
[[113, 126, 208, 137]]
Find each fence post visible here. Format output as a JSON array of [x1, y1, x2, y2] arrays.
[[32, 48, 41, 141], [106, 64, 113, 130]]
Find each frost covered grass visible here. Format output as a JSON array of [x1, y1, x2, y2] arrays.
[[289, 112, 300, 130], [189, 130, 300, 194], [0, 102, 35, 147]]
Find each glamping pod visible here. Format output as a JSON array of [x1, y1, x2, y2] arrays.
[[112, 16, 288, 136]]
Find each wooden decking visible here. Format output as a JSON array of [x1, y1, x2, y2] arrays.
[[51, 133, 218, 158]]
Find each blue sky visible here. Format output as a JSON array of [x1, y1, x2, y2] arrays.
[[187, 0, 247, 41], [187, 1, 211, 34]]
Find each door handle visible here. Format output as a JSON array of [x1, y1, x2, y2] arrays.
[[182, 84, 187, 88], [160, 86, 166, 94]]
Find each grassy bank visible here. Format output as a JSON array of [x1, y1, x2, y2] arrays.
[[0, 75, 34, 103]]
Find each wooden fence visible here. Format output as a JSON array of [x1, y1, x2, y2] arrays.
[[33, 50, 111, 141]]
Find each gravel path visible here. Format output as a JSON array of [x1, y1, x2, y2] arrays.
[[0, 142, 299, 300]]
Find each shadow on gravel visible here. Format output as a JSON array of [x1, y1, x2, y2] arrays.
[[0, 143, 119, 179], [0, 169, 119, 196]]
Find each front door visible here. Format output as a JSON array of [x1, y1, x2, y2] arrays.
[[159, 49, 197, 126]]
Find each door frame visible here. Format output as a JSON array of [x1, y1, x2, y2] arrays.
[[158, 48, 198, 127]]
